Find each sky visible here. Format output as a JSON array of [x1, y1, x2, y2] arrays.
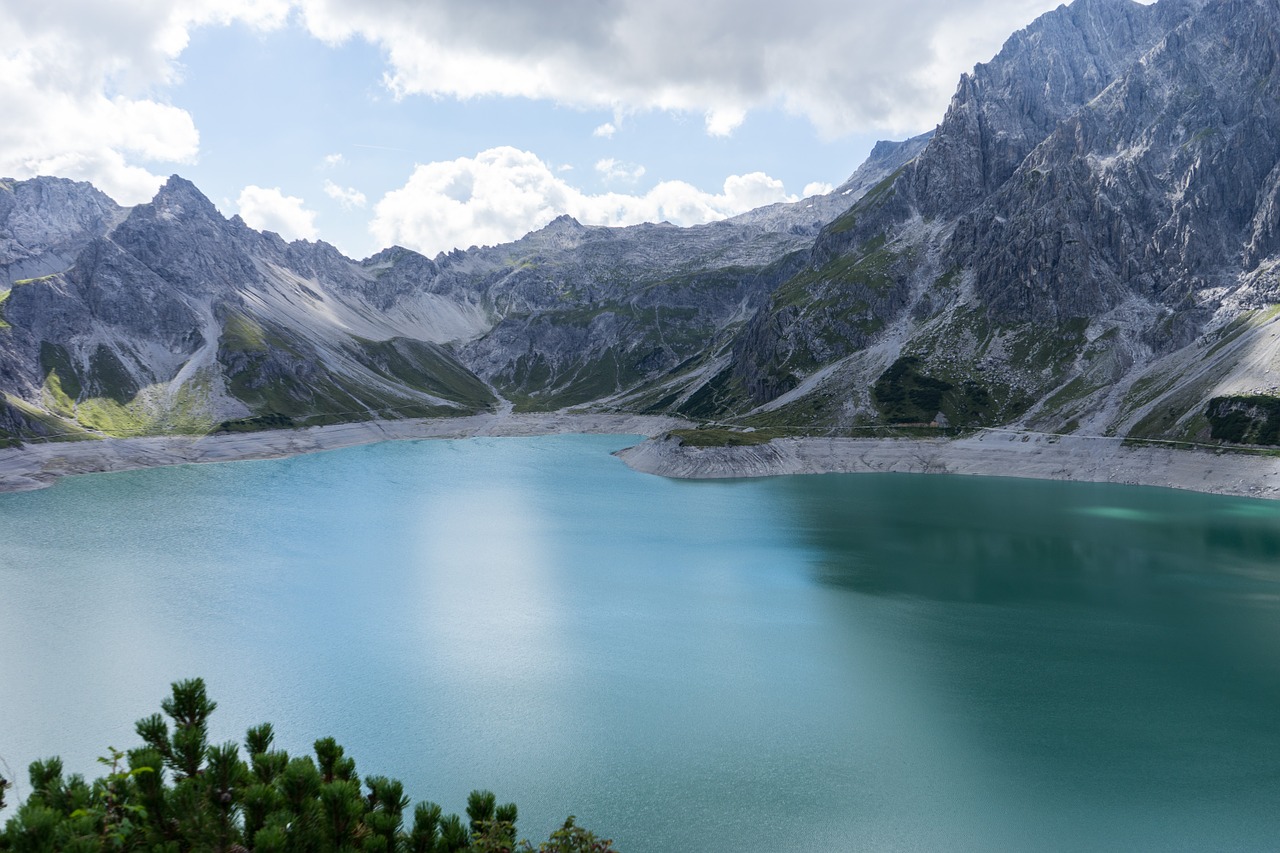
[[0, 0, 1092, 260]]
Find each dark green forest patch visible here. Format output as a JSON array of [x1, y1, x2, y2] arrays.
[[1207, 395, 1280, 445]]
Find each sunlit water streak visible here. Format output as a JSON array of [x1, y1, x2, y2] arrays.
[[1, 435, 1279, 851]]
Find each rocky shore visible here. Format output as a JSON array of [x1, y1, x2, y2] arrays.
[[615, 430, 1280, 500], [4, 417, 1278, 501], [0, 413, 686, 493]]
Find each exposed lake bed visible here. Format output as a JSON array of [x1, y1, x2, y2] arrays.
[[2, 435, 1279, 851], [2, 414, 1280, 501]]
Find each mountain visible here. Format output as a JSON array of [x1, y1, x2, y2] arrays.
[[0, 142, 913, 441], [696, 0, 1280, 443], [0, 176, 499, 441], [2, 0, 1278, 450]]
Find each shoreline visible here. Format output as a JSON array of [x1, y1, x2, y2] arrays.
[[2, 414, 1279, 501], [0, 412, 687, 493], [614, 431, 1280, 500]]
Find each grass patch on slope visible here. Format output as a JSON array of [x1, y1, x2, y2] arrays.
[[39, 343, 82, 418], [773, 236, 899, 309], [352, 337, 495, 411], [826, 168, 905, 234], [35, 341, 217, 437], [222, 312, 268, 352], [506, 347, 649, 413], [216, 413, 296, 433], [2, 394, 97, 442], [69, 376, 216, 437], [667, 427, 789, 447], [870, 356, 998, 426]]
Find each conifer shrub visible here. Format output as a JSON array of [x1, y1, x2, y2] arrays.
[[0, 678, 618, 853]]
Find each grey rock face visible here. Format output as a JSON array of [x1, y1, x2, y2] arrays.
[[0, 177, 123, 284], [951, 0, 1280, 326], [441, 136, 945, 411], [913, 0, 1202, 218]]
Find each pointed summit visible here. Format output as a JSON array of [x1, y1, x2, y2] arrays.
[[544, 213, 585, 231], [149, 174, 219, 219], [517, 213, 589, 249]]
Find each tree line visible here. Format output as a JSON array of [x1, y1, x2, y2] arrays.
[[0, 679, 617, 853]]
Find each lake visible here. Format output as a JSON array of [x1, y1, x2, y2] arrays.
[[2, 434, 1279, 851]]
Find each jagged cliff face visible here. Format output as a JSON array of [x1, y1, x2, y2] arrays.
[[1, 0, 1278, 447], [916, 0, 1204, 218], [0, 177, 124, 284], [956, 0, 1277, 322], [709, 0, 1280, 444]]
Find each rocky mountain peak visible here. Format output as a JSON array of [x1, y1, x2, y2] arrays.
[[514, 212, 593, 253], [147, 174, 223, 225], [947, 0, 1280, 327], [0, 176, 122, 284], [545, 213, 585, 230], [911, 0, 1199, 217], [93, 175, 265, 300]]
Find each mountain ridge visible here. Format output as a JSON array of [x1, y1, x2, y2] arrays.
[[2, 0, 1278, 458]]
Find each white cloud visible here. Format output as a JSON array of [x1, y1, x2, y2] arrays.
[[323, 179, 367, 208], [0, 0, 290, 204], [371, 146, 799, 256], [323, 152, 345, 168], [595, 159, 646, 184], [237, 185, 319, 241], [705, 106, 747, 138], [3, 0, 1107, 214], [297, 0, 1069, 137], [802, 181, 834, 197]]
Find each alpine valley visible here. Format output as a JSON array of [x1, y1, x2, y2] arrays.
[[3, 0, 1279, 460]]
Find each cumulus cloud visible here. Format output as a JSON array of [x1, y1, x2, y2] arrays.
[[6, 0, 1089, 213], [237, 185, 319, 241], [0, 1, 289, 203], [803, 181, 834, 197], [323, 179, 367, 208], [595, 159, 646, 184], [705, 106, 747, 138], [370, 146, 800, 256], [297, 0, 1068, 136], [323, 153, 345, 168]]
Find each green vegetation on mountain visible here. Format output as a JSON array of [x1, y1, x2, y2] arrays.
[[0, 679, 617, 853], [218, 319, 495, 429], [871, 356, 997, 426], [872, 356, 952, 423], [1207, 395, 1280, 446], [667, 427, 786, 447], [216, 413, 296, 433]]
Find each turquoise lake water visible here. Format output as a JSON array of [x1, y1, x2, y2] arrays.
[[2, 434, 1279, 851]]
